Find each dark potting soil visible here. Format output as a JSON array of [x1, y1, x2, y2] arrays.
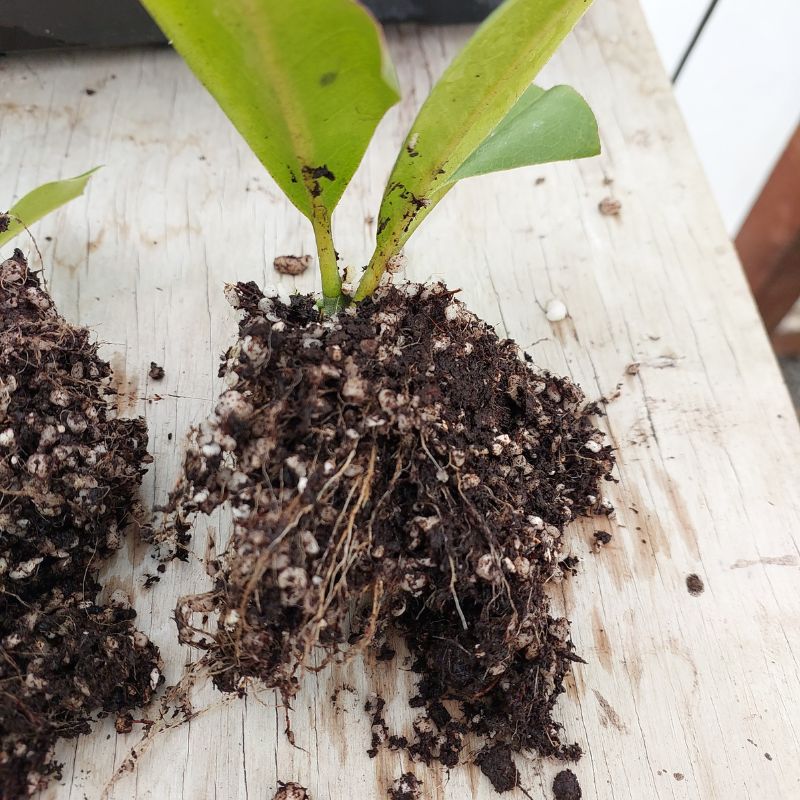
[[475, 743, 521, 793], [166, 280, 614, 783], [388, 772, 422, 800], [0, 252, 161, 798], [552, 768, 582, 800]]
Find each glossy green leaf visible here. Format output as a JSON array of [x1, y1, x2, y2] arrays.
[[356, 0, 595, 299], [450, 84, 599, 181], [140, 0, 399, 221], [0, 168, 99, 248]]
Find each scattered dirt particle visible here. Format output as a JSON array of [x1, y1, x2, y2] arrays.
[[149, 361, 165, 380], [598, 197, 622, 216], [273, 782, 310, 800], [765, 753, 772, 761], [85, 88, 96, 95], [673, 772, 685, 781], [273, 255, 312, 276], [388, 772, 422, 800], [560, 554, 580, 576], [553, 769, 582, 800], [686, 574, 704, 596], [475, 743, 519, 793], [593, 531, 612, 548], [115, 713, 134, 735], [625, 361, 640, 375], [535, 176, 546, 185]]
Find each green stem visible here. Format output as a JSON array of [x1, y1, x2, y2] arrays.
[[312, 205, 343, 312], [353, 246, 386, 301]]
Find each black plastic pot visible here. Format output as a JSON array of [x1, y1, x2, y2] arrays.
[[0, 0, 502, 53]]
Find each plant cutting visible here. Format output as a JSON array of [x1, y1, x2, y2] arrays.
[[143, 0, 614, 789], [0, 177, 162, 798]]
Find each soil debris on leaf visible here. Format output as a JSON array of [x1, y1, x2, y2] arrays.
[[553, 768, 582, 800], [0, 251, 161, 797], [388, 772, 422, 800], [165, 280, 614, 782], [274, 255, 312, 276]]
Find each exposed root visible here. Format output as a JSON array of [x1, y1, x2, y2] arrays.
[[163, 280, 614, 779], [101, 659, 216, 799]]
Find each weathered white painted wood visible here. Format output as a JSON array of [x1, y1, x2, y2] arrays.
[[1, 1, 798, 797]]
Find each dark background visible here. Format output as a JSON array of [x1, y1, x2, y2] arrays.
[[0, 0, 502, 52]]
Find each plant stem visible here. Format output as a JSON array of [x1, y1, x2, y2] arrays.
[[353, 246, 385, 301], [312, 205, 343, 313]]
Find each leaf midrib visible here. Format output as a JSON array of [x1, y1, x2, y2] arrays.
[[245, 0, 319, 213]]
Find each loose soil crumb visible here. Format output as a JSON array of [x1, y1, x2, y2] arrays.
[[149, 361, 165, 380], [0, 251, 161, 797], [553, 769, 582, 799], [274, 255, 312, 276], [273, 782, 310, 800], [165, 281, 614, 782], [598, 197, 622, 216], [388, 772, 422, 800], [593, 531, 612, 548], [475, 743, 520, 793], [686, 574, 704, 596], [116, 713, 135, 734]]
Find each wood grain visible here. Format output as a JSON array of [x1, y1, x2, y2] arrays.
[[0, 1, 798, 798]]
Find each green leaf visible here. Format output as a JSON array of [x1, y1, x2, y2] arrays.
[[0, 168, 100, 248], [450, 84, 599, 182], [356, 0, 595, 299], [140, 0, 399, 221]]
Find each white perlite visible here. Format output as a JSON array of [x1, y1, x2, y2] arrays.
[[545, 299, 568, 322]]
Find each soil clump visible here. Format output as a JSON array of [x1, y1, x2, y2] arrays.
[[0, 252, 161, 798], [166, 280, 614, 785]]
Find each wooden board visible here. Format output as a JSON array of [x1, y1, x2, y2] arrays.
[[1, 0, 799, 797]]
